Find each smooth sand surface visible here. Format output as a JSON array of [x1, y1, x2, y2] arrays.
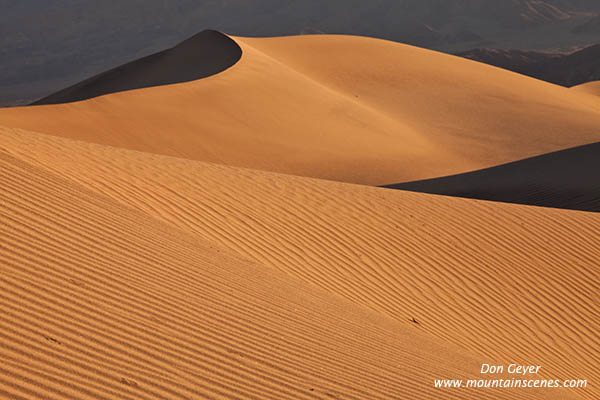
[[572, 81, 600, 96], [1, 34, 600, 184], [1, 126, 598, 399], [384, 141, 600, 212]]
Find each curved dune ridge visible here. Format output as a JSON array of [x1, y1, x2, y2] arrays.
[[31, 30, 242, 105], [0, 34, 600, 184], [383, 141, 600, 212], [1, 126, 598, 400]]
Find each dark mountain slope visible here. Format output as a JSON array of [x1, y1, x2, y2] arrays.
[[572, 15, 600, 34], [459, 44, 600, 87]]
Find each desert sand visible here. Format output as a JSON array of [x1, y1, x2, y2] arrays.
[[1, 32, 599, 400], [572, 81, 600, 96], [1, 33, 600, 184], [1, 126, 599, 399]]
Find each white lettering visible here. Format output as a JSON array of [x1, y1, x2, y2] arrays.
[[508, 364, 541, 375], [481, 364, 503, 374]]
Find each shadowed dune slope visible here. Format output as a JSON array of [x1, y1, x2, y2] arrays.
[[31, 30, 242, 105], [2, 127, 598, 400], [383, 142, 600, 212], [1, 131, 555, 400], [1, 34, 600, 184]]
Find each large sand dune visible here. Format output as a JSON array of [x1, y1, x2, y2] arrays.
[[1, 126, 598, 399], [1, 34, 600, 184], [3, 137, 499, 400], [572, 81, 600, 96], [383, 141, 600, 212]]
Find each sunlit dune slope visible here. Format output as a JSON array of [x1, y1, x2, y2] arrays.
[[31, 30, 242, 105], [571, 81, 600, 96], [0, 129, 576, 400], [383, 141, 600, 212], [3, 127, 598, 400], [240, 35, 600, 172], [2, 34, 600, 184]]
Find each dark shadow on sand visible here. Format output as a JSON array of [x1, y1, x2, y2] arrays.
[[383, 142, 600, 213], [32, 30, 242, 105]]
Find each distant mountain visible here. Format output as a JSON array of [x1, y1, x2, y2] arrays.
[[2, 0, 600, 106], [572, 15, 600, 34], [459, 44, 600, 87]]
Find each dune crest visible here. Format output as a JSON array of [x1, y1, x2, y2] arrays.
[[32, 30, 242, 105], [0, 34, 599, 184]]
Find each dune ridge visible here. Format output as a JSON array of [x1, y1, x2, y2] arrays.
[[383, 141, 600, 212], [1, 34, 600, 184], [31, 30, 242, 105], [2, 126, 598, 399]]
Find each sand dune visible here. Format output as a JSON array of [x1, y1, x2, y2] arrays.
[[4, 1, 599, 106], [572, 80, 600, 96], [1, 128, 546, 400], [383, 141, 600, 212], [1, 34, 600, 184], [32, 30, 242, 105], [2, 32, 599, 400], [2, 126, 598, 399]]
